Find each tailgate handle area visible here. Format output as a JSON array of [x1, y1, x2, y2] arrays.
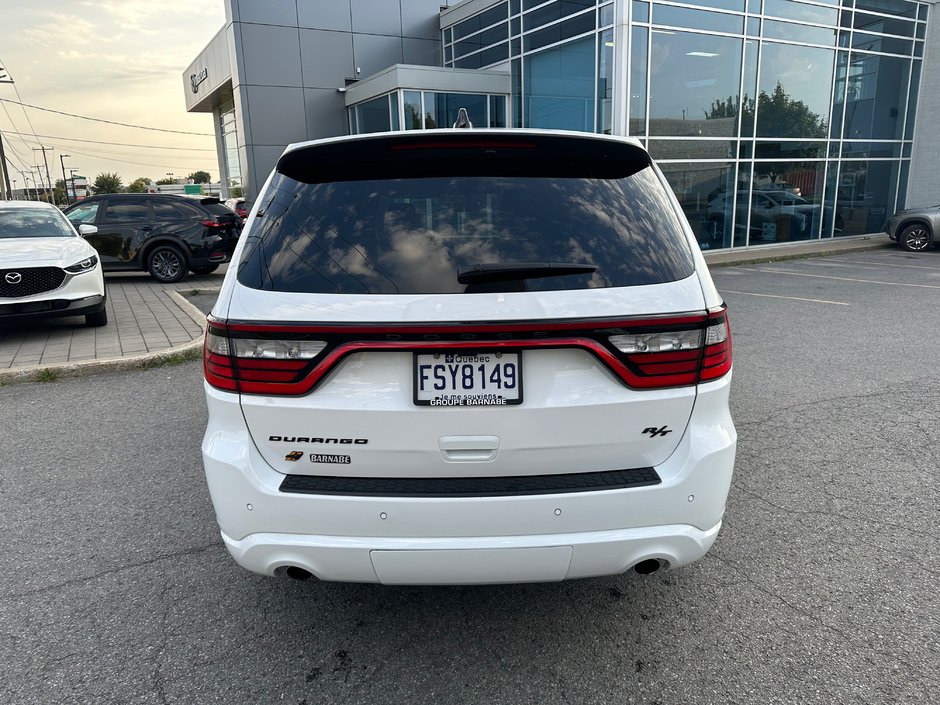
[[439, 436, 500, 463]]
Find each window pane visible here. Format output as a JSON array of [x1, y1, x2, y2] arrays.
[[851, 32, 913, 54], [751, 161, 827, 242], [836, 160, 899, 236], [839, 54, 909, 140], [525, 36, 596, 131], [905, 60, 920, 140], [764, 0, 838, 26], [454, 24, 508, 58], [454, 44, 509, 68], [652, 4, 744, 33], [453, 3, 508, 40], [389, 94, 400, 131], [524, 12, 595, 51], [489, 95, 507, 127], [431, 93, 488, 129], [649, 31, 744, 137], [853, 12, 916, 36], [632, 1, 649, 23], [598, 29, 614, 134], [355, 95, 392, 134], [105, 201, 149, 222], [855, 0, 917, 18], [404, 91, 422, 130], [648, 140, 737, 161], [660, 162, 738, 250], [523, 0, 594, 32], [756, 43, 834, 139], [763, 20, 837, 46], [629, 26, 648, 136]]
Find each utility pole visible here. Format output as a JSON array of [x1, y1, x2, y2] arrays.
[[34, 146, 55, 206], [0, 133, 11, 200], [59, 153, 71, 206], [68, 168, 79, 202]]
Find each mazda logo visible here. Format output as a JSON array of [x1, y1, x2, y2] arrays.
[[4, 272, 22, 284]]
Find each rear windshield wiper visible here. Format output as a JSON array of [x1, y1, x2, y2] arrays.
[[457, 262, 597, 285]]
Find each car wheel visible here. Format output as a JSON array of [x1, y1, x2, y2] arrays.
[[190, 264, 220, 275], [85, 307, 108, 327], [147, 245, 187, 283], [899, 224, 931, 252]]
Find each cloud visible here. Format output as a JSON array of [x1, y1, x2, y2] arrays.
[[80, 0, 219, 34], [22, 13, 100, 46]]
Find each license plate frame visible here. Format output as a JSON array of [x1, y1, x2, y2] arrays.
[[413, 351, 523, 407]]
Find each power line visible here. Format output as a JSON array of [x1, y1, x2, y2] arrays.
[[0, 98, 215, 136], [60, 146, 213, 171], [0, 130, 215, 152]]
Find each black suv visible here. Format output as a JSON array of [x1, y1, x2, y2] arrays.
[[63, 194, 241, 283]]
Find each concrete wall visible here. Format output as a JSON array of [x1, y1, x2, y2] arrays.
[[907, 1, 940, 208], [223, 0, 454, 200]]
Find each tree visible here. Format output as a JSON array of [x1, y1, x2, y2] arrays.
[[54, 179, 67, 205], [155, 177, 176, 186], [187, 170, 211, 184], [706, 83, 827, 161], [92, 172, 124, 194], [126, 177, 151, 193]]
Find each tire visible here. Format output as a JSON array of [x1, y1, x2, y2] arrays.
[[147, 245, 188, 283], [190, 264, 220, 275], [85, 307, 108, 327], [898, 223, 932, 252]]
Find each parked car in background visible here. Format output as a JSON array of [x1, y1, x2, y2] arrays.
[[0, 201, 107, 326], [756, 181, 802, 197], [884, 204, 940, 252], [224, 198, 248, 220], [707, 190, 830, 242], [63, 194, 241, 283], [201, 129, 736, 585]]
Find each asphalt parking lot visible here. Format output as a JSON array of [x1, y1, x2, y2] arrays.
[[1, 248, 938, 704]]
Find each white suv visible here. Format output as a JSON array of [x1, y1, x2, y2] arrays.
[[201, 130, 736, 585]]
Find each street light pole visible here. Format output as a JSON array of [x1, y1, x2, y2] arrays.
[[11, 177, 17, 199], [59, 153, 71, 206], [0, 132, 12, 200]]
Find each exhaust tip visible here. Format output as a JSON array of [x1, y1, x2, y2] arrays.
[[633, 559, 663, 575], [284, 566, 314, 581]]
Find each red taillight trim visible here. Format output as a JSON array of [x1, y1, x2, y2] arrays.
[[221, 314, 707, 336], [204, 309, 732, 396]]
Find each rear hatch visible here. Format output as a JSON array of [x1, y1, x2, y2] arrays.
[[207, 132, 730, 479]]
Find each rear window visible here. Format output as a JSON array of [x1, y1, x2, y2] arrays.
[[202, 202, 236, 217], [237, 137, 695, 295]]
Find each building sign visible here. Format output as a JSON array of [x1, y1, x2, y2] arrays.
[[190, 68, 208, 94]]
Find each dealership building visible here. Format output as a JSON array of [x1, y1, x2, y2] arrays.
[[184, 0, 938, 250]]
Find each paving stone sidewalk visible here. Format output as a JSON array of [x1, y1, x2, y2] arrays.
[[0, 269, 223, 374]]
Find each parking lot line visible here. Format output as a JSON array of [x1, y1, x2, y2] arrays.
[[740, 267, 940, 290], [822, 257, 940, 272], [720, 289, 850, 306]]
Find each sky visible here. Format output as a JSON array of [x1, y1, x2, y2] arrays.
[[0, 0, 226, 191]]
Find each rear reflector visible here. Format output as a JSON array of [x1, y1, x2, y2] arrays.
[[203, 308, 732, 396]]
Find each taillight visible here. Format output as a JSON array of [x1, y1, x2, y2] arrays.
[[204, 310, 731, 396], [204, 324, 326, 393], [608, 307, 732, 388], [200, 219, 226, 228]]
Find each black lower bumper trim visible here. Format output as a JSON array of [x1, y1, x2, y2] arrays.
[[279, 467, 661, 498], [0, 295, 105, 321]]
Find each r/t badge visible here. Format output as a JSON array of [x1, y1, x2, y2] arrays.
[[642, 426, 672, 438]]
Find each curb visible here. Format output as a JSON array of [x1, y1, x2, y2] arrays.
[[703, 237, 892, 268], [0, 289, 210, 386]]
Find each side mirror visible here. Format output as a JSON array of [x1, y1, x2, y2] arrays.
[[78, 224, 98, 236]]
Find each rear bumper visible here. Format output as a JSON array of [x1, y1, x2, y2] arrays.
[[222, 522, 721, 584], [202, 375, 736, 584]]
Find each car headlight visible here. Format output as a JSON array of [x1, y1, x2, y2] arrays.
[[64, 255, 99, 273]]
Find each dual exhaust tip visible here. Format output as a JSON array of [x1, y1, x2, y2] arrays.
[[279, 559, 665, 582]]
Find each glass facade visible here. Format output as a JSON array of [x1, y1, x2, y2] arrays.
[[351, 91, 507, 133], [441, 0, 926, 249], [219, 97, 242, 198]]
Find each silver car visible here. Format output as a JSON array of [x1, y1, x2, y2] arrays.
[[885, 204, 940, 252]]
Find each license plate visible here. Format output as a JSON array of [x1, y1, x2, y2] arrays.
[[414, 352, 522, 407]]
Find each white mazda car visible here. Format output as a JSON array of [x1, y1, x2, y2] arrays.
[[0, 201, 107, 326], [201, 130, 736, 585]]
